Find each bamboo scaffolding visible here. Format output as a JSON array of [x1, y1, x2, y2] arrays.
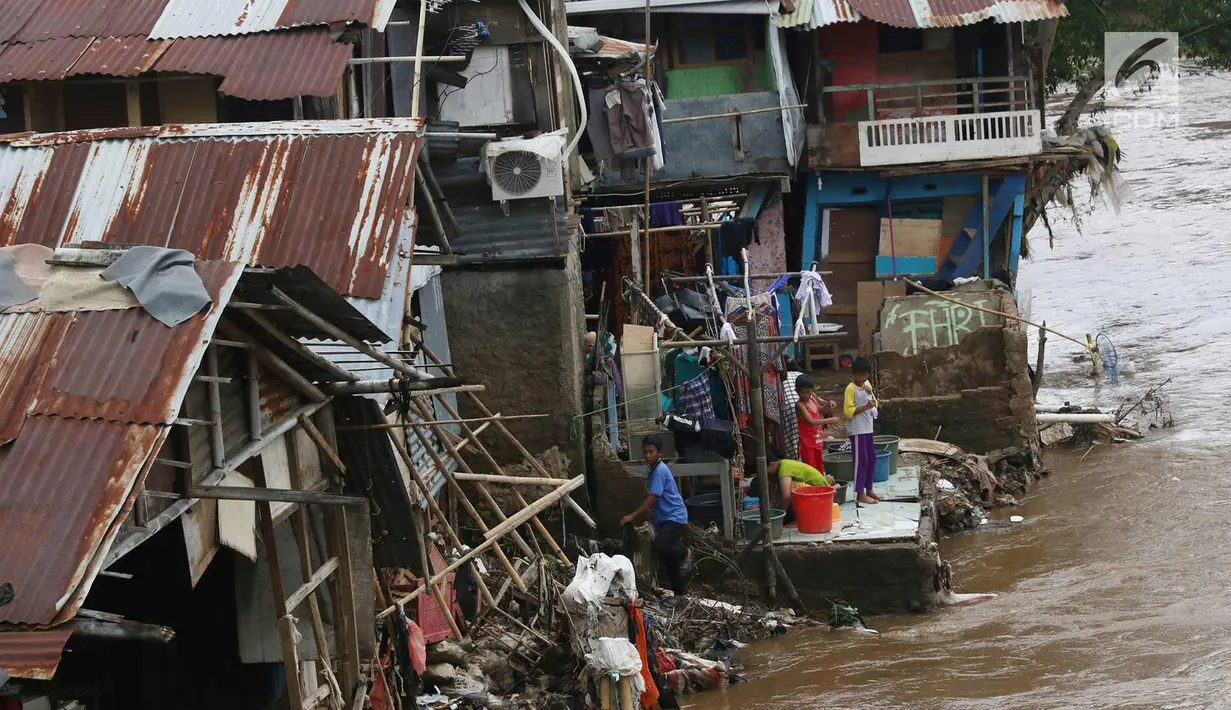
[[334, 413, 547, 431], [410, 337, 594, 539]]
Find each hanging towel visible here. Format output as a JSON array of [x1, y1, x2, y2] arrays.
[[649, 201, 684, 228], [795, 270, 833, 311]]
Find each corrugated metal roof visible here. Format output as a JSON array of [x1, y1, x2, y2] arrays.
[[778, 0, 862, 28], [152, 27, 352, 100], [0, 37, 92, 81], [781, 0, 1065, 28], [148, 0, 396, 40], [0, 627, 74, 680], [6, 0, 170, 43], [27, 261, 241, 424], [0, 121, 422, 299], [67, 35, 172, 77], [0, 417, 167, 626], [0, 311, 69, 445]]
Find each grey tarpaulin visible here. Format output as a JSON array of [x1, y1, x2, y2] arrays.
[[101, 247, 212, 327], [0, 250, 35, 310]]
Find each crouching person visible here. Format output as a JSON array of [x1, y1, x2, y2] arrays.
[[621, 435, 691, 599]]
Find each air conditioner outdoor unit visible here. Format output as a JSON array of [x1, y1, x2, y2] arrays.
[[484, 131, 567, 203]]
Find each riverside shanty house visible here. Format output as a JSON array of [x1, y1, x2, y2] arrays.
[[0, 117, 473, 706]]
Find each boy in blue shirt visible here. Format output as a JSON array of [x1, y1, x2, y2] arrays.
[[621, 435, 691, 597]]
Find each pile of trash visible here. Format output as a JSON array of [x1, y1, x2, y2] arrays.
[[381, 551, 814, 709], [902, 440, 1045, 534]]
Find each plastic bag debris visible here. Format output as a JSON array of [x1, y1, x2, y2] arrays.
[[585, 637, 646, 696]]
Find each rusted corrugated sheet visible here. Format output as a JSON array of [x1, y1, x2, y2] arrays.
[[28, 261, 242, 425], [796, 0, 1066, 28], [153, 28, 352, 100], [0, 122, 421, 299], [0, 37, 92, 81], [0, 627, 74, 680], [0, 311, 70, 445], [0, 0, 48, 44], [149, 0, 394, 40], [67, 35, 172, 77], [0, 416, 165, 626], [5, 0, 170, 42]]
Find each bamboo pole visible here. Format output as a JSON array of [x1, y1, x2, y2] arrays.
[[586, 223, 722, 239], [402, 400, 531, 590], [378, 410, 500, 610], [453, 473, 571, 487], [409, 0, 430, 119], [661, 103, 807, 124], [641, 0, 653, 293], [1033, 321, 1047, 397], [334, 414, 546, 431], [413, 338, 595, 532], [404, 400, 536, 560], [379, 476, 585, 616]]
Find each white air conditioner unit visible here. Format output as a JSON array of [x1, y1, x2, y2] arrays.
[[484, 132, 567, 203]]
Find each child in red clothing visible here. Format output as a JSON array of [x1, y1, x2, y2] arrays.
[[794, 375, 841, 473]]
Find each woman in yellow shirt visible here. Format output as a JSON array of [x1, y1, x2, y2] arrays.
[[767, 458, 834, 515]]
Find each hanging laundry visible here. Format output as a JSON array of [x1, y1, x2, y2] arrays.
[[677, 375, 716, 420], [606, 83, 657, 159], [647, 80, 666, 171], [601, 205, 633, 231], [649, 201, 684, 228], [587, 87, 616, 162], [629, 216, 643, 286], [795, 270, 833, 310], [717, 218, 760, 262]]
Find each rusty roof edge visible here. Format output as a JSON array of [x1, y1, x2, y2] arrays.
[[0, 118, 427, 147]]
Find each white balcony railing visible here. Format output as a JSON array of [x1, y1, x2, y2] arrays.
[[858, 110, 1043, 167]]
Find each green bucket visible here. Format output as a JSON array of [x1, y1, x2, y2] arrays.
[[874, 435, 901, 477], [742, 508, 786, 541], [824, 452, 855, 482]]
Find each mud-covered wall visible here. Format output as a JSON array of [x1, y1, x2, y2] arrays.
[[874, 285, 1036, 455], [441, 262, 585, 475]]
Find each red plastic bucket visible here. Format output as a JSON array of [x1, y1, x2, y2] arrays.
[[793, 485, 836, 534]]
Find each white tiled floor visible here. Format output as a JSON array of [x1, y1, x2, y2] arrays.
[[778, 466, 922, 544]]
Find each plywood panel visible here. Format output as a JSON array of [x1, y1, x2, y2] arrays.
[[437, 45, 514, 127], [857, 280, 907, 355], [822, 208, 879, 350], [879, 218, 941, 257], [157, 77, 218, 123]]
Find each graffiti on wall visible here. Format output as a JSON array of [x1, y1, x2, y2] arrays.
[[880, 293, 1002, 356]]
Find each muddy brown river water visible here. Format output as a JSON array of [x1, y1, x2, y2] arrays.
[[689, 75, 1231, 709]]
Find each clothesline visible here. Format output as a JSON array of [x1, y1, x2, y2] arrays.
[[585, 222, 724, 238]]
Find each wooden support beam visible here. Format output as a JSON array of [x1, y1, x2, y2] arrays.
[[299, 415, 347, 477], [71, 618, 176, 643], [403, 400, 529, 591], [246, 350, 262, 441], [334, 414, 545, 431], [187, 486, 366, 506], [326, 505, 361, 697], [206, 347, 225, 469], [452, 472, 571, 487], [379, 476, 584, 616], [303, 685, 331, 710], [259, 500, 305, 710], [195, 375, 233, 384], [173, 417, 214, 427], [217, 319, 328, 403], [104, 401, 330, 569], [286, 440, 336, 705], [243, 310, 360, 383], [286, 557, 341, 612], [270, 286, 427, 381]]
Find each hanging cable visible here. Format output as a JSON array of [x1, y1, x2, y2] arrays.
[[516, 0, 587, 158]]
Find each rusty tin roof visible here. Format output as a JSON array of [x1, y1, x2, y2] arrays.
[[149, 0, 397, 39], [0, 259, 242, 630], [784, 0, 1066, 28], [0, 0, 393, 99], [0, 628, 75, 681], [0, 120, 422, 299]]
